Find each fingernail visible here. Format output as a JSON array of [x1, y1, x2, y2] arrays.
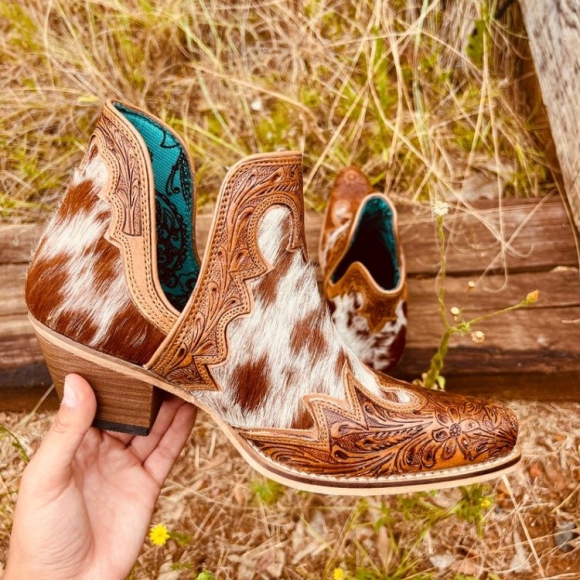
[[62, 377, 78, 408]]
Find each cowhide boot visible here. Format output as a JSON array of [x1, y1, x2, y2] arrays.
[[319, 167, 407, 372], [27, 101, 519, 495]]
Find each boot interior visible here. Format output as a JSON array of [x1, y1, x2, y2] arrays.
[[115, 103, 199, 311], [331, 196, 401, 291]]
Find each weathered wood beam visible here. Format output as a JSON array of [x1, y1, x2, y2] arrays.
[[1, 196, 578, 410], [520, 0, 580, 233]]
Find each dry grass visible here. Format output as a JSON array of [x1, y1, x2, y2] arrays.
[[1, 398, 579, 579], [1, 0, 554, 222]]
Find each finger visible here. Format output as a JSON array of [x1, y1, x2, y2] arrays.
[[143, 402, 197, 486], [128, 395, 190, 461], [29, 374, 97, 487]]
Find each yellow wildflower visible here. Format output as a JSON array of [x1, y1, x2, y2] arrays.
[[149, 523, 170, 546], [480, 497, 493, 509], [333, 568, 346, 580]]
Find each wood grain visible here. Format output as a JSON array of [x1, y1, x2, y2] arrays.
[[209, 196, 578, 276], [0, 224, 41, 265], [1, 195, 578, 410], [520, 0, 580, 233]]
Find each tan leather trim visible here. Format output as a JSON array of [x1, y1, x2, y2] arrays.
[[238, 369, 519, 478], [147, 152, 305, 390], [327, 262, 407, 332], [319, 166, 375, 271], [93, 101, 179, 334]]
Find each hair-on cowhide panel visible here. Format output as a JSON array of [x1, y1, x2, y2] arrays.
[[329, 293, 407, 373], [196, 206, 385, 430], [26, 154, 165, 364]]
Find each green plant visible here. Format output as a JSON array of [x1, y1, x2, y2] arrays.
[[0, 424, 29, 463], [249, 477, 286, 505], [422, 200, 539, 390], [451, 484, 495, 536]]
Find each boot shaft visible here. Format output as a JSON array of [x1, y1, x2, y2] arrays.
[[26, 101, 198, 364], [146, 152, 385, 429]]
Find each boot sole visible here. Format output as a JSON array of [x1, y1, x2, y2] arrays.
[[31, 315, 521, 495]]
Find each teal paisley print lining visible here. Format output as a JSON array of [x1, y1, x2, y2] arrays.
[[115, 103, 199, 311]]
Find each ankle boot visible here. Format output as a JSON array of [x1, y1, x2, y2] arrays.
[[319, 167, 406, 372], [27, 101, 519, 495]]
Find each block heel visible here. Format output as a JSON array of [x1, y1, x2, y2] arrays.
[[32, 317, 163, 436]]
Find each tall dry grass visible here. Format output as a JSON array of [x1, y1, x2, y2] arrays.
[[1, 0, 553, 222]]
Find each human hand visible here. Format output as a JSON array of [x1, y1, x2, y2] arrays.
[[4, 374, 197, 580]]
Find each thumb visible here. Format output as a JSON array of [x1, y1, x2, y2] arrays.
[[31, 374, 97, 481]]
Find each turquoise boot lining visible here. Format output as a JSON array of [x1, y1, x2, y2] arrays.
[[115, 103, 199, 311], [332, 197, 400, 290]]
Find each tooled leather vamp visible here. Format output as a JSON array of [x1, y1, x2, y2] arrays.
[[238, 370, 518, 479]]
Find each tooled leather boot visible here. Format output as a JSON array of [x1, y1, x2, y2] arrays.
[[26, 101, 519, 495], [319, 167, 407, 373]]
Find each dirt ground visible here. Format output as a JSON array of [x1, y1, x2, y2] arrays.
[[0, 396, 578, 580]]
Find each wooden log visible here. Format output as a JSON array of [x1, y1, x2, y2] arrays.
[[393, 269, 580, 382], [0, 224, 40, 265], [7, 197, 574, 274], [211, 196, 576, 276], [0, 196, 578, 410], [520, 0, 580, 233]]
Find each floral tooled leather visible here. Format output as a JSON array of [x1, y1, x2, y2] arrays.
[[148, 153, 305, 390], [94, 103, 179, 334], [240, 371, 518, 479]]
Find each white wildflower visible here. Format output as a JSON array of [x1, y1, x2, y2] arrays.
[[250, 97, 263, 112], [432, 199, 450, 217]]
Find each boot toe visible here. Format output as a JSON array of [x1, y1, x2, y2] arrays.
[[418, 389, 519, 470]]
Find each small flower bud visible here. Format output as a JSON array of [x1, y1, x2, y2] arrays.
[[467, 281, 476, 289], [471, 330, 485, 344], [450, 306, 461, 316], [525, 290, 539, 304], [480, 497, 493, 509]]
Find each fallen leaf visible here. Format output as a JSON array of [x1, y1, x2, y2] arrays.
[[509, 530, 530, 572], [429, 553, 454, 571]]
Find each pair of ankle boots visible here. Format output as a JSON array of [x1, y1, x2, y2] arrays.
[[26, 101, 519, 495]]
